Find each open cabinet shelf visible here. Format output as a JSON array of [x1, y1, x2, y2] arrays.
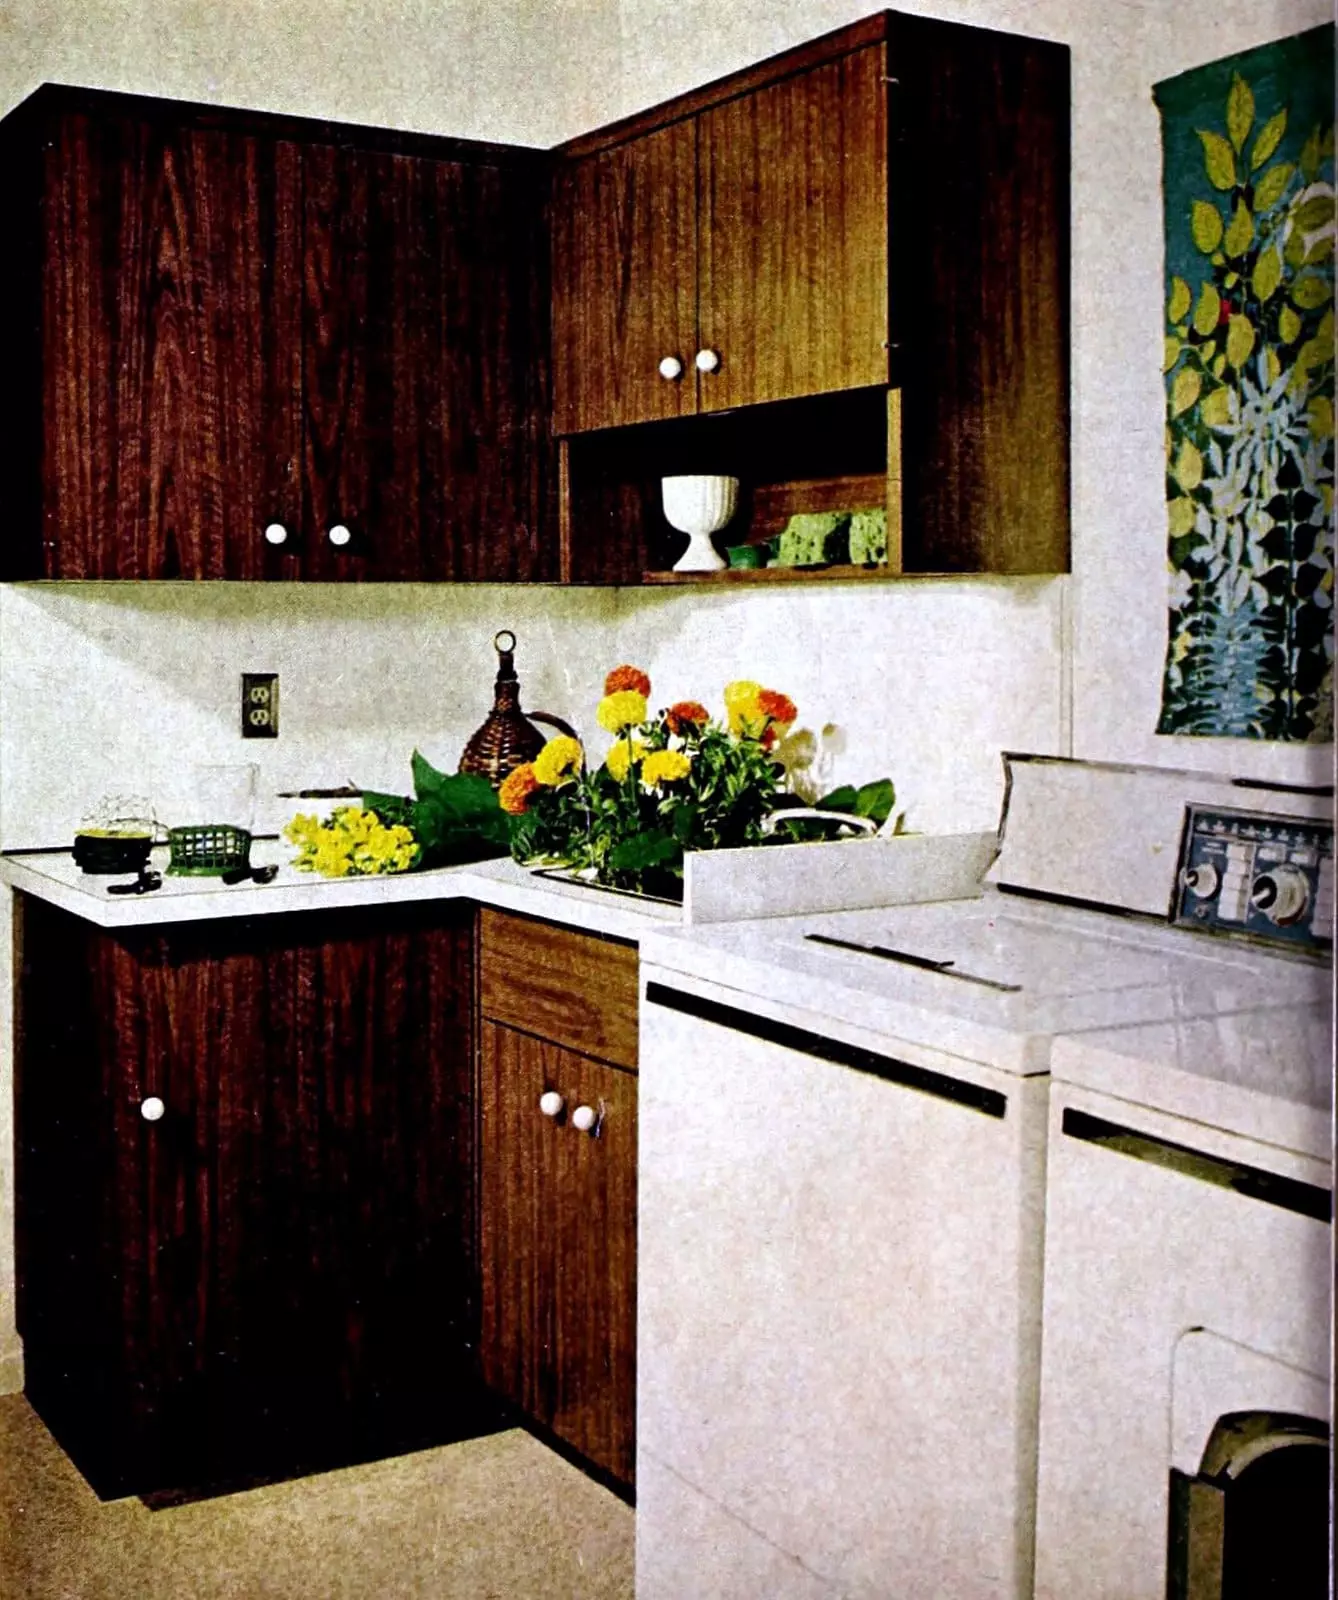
[[558, 386, 902, 585]]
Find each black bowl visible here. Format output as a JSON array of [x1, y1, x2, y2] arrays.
[[73, 832, 155, 875]]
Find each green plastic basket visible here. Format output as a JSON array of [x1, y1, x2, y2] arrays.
[[166, 824, 252, 877]]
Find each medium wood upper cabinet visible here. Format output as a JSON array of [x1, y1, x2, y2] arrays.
[[552, 40, 887, 433], [15, 896, 496, 1498], [552, 12, 1070, 581], [0, 87, 553, 581], [477, 909, 638, 1488]]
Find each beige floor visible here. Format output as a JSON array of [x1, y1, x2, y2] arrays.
[[0, 1395, 635, 1599]]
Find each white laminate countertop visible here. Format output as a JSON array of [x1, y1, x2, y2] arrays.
[[639, 893, 1332, 1078], [0, 840, 680, 943], [1049, 1003, 1335, 1163]]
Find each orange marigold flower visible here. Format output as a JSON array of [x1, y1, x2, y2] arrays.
[[666, 700, 710, 735], [605, 664, 651, 698], [758, 688, 797, 728], [498, 762, 540, 815]]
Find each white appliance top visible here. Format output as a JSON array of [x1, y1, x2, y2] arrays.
[[1050, 1003, 1333, 1163], [639, 889, 1328, 1077]]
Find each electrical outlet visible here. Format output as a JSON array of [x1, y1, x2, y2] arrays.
[[242, 673, 279, 738]]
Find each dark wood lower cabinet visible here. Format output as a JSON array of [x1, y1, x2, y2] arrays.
[[477, 911, 638, 1491], [14, 894, 500, 1499], [479, 1024, 637, 1487]]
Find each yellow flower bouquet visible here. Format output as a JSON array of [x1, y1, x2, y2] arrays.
[[285, 753, 512, 877], [504, 666, 898, 899]]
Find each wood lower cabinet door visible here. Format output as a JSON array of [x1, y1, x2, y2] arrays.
[[40, 113, 303, 579], [479, 1022, 637, 1487], [697, 43, 889, 413], [15, 896, 492, 1499], [551, 118, 697, 435]]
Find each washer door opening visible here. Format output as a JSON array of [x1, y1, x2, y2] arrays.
[[1167, 1410, 1329, 1599]]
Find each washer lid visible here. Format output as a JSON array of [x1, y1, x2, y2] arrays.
[[1050, 1004, 1334, 1161]]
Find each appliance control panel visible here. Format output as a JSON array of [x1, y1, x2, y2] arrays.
[[1173, 806, 1333, 953]]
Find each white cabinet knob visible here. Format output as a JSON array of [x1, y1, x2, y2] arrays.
[[571, 1104, 597, 1133], [694, 348, 720, 373], [140, 1096, 165, 1122], [263, 522, 289, 546], [327, 524, 352, 547], [658, 355, 683, 381], [539, 1090, 564, 1118]]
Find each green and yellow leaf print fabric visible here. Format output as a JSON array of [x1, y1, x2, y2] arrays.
[[1156, 26, 1335, 741]]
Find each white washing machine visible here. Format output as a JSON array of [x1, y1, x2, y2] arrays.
[[635, 755, 1332, 1600], [1034, 1003, 1332, 1600]]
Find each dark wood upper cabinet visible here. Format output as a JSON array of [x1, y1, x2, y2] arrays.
[[551, 12, 1070, 582], [551, 118, 697, 435], [34, 114, 303, 579], [697, 42, 889, 413], [0, 86, 554, 582]]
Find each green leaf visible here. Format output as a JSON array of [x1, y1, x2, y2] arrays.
[[1250, 246, 1282, 302], [1291, 273, 1332, 310], [606, 829, 680, 872], [1170, 365, 1201, 416], [1226, 73, 1254, 153], [1279, 303, 1303, 344], [361, 790, 416, 829], [1293, 194, 1336, 231], [815, 784, 858, 813], [1223, 199, 1253, 258], [853, 778, 896, 824], [1301, 126, 1322, 182], [1250, 108, 1286, 170], [1190, 200, 1223, 254], [411, 748, 453, 799], [1252, 161, 1293, 214], [1225, 313, 1255, 369], [1192, 281, 1221, 336], [1167, 276, 1192, 322], [1197, 129, 1236, 190], [1305, 234, 1334, 265]]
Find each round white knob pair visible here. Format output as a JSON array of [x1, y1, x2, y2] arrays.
[[140, 1096, 165, 1122], [539, 1090, 564, 1118]]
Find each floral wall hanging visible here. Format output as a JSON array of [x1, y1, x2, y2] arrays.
[[1156, 25, 1334, 741]]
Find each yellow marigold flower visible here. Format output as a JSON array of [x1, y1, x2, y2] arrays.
[[499, 763, 541, 815], [723, 679, 763, 709], [597, 689, 647, 733], [605, 738, 647, 783], [641, 748, 691, 790], [533, 734, 584, 787]]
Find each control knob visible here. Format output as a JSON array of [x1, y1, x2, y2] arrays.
[[1249, 864, 1310, 926], [1180, 862, 1219, 898]]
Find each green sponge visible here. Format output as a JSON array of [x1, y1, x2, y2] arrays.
[[848, 508, 888, 566], [773, 513, 850, 567]]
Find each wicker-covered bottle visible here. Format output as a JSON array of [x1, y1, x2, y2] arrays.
[[458, 631, 577, 788]]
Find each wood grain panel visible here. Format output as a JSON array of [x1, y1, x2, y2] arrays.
[[479, 1023, 637, 1486], [303, 147, 554, 581], [698, 44, 889, 413], [891, 15, 1070, 574], [16, 895, 489, 1498], [551, 117, 697, 435], [479, 909, 639, 1069], [42, 114, 302, 579]]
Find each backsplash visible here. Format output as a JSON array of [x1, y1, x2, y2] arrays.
[[0, 577, 1067, 849]]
